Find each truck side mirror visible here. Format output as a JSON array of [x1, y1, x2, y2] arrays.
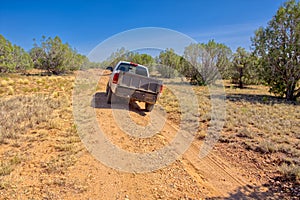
[[106, 66, 113, 72]]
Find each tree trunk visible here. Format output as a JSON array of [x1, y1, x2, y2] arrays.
[[286, 81, 296, 100], [239, 67, 243, 88]]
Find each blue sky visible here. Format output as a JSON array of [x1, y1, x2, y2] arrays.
[[0, 0, 287, 55]]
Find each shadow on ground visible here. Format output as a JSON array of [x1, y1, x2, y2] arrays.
[[225, 85, 257, 90], [91, 92, 147, 116], [223, 93, 299, 105], [207, 176, 300, 200]]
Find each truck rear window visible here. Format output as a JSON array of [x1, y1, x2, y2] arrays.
[[117, 63, 148, 77]]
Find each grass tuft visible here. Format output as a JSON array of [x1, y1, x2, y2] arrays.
[[0, 155, 22, 176], [0, 80, 8, 87], [7, 86, 14, 95], [236, 128, 254, 139], [256, 140, 278, 153], [280, 163, 300, 182]]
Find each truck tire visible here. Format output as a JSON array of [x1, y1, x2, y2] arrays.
[[107, 88, 112, 104], [105, 84, 109, 96], [145, 103, 154, 112]]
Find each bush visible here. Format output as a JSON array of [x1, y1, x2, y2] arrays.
[[30, 36, 86, 74]]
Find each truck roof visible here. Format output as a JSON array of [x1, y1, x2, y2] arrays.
[[116, 61, 149, 77], [117, 61, 147, 68]]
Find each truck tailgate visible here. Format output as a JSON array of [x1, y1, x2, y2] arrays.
[[118, 72, 162, 93]]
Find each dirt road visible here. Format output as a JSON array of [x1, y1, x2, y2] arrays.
[[69, 71, 253, 199]]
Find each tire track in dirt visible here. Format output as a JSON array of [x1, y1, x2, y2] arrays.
[[91, 102, 211, 199], [157, 114, 249, 196], [151, 110, 251, 197]]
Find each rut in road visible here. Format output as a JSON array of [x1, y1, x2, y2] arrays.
[[148, 109, 251, 197]]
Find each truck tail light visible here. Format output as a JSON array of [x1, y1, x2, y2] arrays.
[[159, 85, 163, 93], [130, 62, 138, 66], [112, 73, 119, 84]]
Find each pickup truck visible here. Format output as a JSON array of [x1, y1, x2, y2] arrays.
[[106, 61, 163, 112]]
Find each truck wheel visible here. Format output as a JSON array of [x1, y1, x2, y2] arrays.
[[105, 85, 109, 96], [107, 88, 112, 104], [145, 103, 154, 112]]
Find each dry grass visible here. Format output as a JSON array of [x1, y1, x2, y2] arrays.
[[0, 155, 22, 176], [280, 163, 300, 182], [0, 73, 74, 98], [0, 95, 62, 143], [158, 87, 180, 113], [0, 72, 87, 199], [40, 155, 77, 174], [218, 85, 299, 181]]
